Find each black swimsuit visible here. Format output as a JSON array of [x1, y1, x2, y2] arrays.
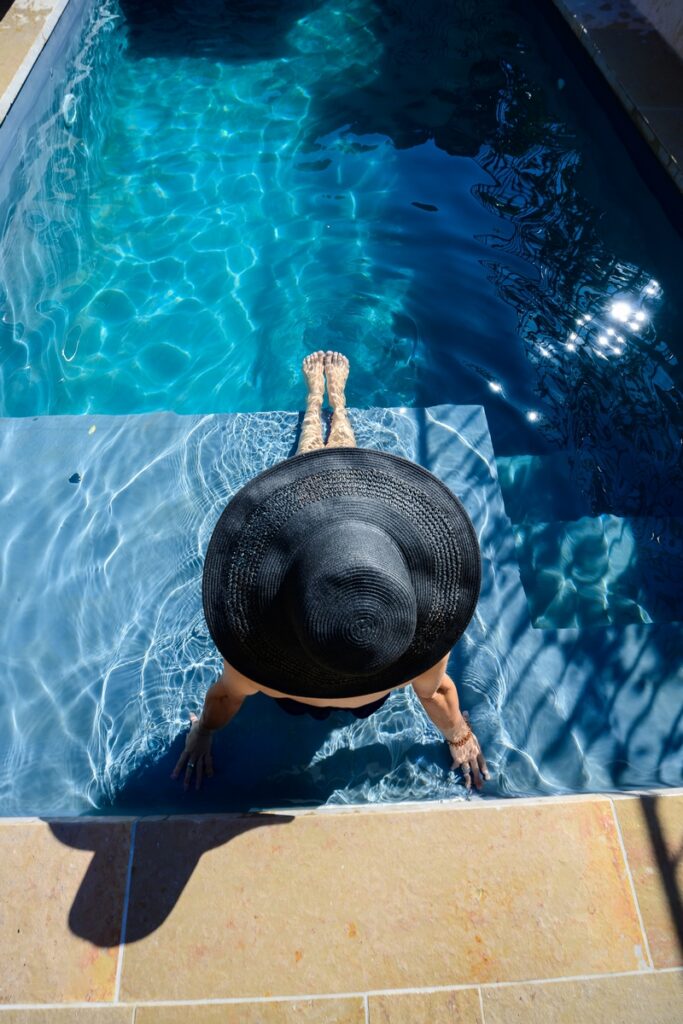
[[274, 692, 390, 721]]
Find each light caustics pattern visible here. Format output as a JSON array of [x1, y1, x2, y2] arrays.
[[0, 0, 417, 417], [0, 408, 434, 817]]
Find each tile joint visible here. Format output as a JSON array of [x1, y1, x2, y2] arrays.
[[608, 799, 654, 970], [1, 973, 683, 1011], [114, 818, 138, 1003]]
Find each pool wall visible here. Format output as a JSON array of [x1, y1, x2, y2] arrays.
[[550, 0, 683, 190]]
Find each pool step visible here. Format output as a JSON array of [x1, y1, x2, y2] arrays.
[[495, 452, 586, 524], [513, 513, 683, 628], [2, 404, 681, 811], [496, 452, 683, 524]]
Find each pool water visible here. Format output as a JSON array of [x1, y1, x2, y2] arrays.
[[2, 2, 681, 431], [0, 0, 681, 813], [4, 0, 683, 602]]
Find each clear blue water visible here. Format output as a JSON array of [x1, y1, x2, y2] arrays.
[[3, 0, 682, 597], [0, 0, 681, 813]]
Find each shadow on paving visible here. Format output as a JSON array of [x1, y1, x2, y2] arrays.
[[44, 794, 683, 953], [48, 813, 295, 945], [639, 795, 683, 957]]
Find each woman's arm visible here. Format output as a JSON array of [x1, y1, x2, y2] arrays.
[[413, 669, 490, 790], [415, 674, 469, 743], [198, 678, 246, 733], [198, 659, 259, 732], [171, 662, 256, 790]]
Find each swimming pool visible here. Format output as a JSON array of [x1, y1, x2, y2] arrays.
[[0, 0, 681, 815]]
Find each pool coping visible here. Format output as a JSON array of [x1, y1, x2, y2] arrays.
[[549, 0, 683, 191], [2, 785, 682, 823], [0, 0, 70, 125]]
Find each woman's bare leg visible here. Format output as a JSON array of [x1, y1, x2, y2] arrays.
[[324, 351, 356, 448], [295, 351, 326, 454]]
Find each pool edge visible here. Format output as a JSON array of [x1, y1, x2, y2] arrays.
[[1, 785, 681, 824], [548, 0, 683, 192], [0, 0, 71, 125]]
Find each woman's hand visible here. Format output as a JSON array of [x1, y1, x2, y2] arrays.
[[171, 712, 215, 791], [448, 711, 490, 791]]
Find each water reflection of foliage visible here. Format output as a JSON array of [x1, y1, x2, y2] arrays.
[[313, 0, 682, 519], [475, 126, 682, 518]]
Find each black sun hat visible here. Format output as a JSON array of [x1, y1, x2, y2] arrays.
[[202, 447, 481, 699]]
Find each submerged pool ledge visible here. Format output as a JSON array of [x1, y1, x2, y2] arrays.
[[1, 403, 681, 817], [0, 792, 681, 1015]]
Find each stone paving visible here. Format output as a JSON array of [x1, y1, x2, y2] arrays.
[[0, 793, 681, 1020]]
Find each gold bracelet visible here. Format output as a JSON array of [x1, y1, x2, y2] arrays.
[[447, 729, 472, 749]]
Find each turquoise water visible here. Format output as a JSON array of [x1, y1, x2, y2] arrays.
[[3, 0, 681, 628], [3, 0, 681, 444], [3, 0, 419, 415], [0, 0, 681, 813]]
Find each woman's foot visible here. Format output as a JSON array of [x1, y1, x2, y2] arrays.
[[303, 350, 326, 405], [324, 350, 349, 408], [296, 351, 326, 454], [324, 351, 356, 448]]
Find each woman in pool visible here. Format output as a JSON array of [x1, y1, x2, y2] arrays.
[[172, 351, 489, 793]]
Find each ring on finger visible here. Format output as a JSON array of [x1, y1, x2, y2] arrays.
[[188, 762, 195, 769]]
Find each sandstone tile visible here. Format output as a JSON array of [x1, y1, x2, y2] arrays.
[[615, 795, 683, 967], [0, 820, 131, 1003], [0, 7, 48, 97], [0, 1011, 133, 1023], [368, 988, 482, 1023], [135, 998, 365, 1023], [482, 970, 683, 1023], [120, 802, 644, 1000]]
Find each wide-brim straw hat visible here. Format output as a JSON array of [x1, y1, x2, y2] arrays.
[[202, 447, 481, 699]]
